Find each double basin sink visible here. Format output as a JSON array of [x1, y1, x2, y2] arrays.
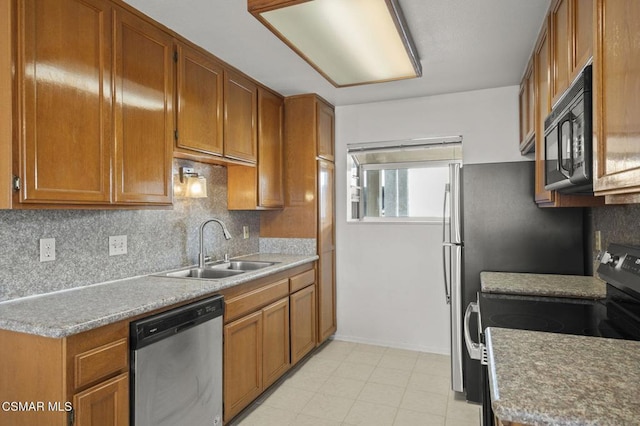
[[162, 260, 279, 280]]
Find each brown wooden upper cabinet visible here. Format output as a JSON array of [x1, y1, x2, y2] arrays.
[[534, 18, 554, 206], [175, 42, 224, 157], [519, 58, 535, 154], [113, 7, 174, 205], [224, 70, 258, 163], [227, 88, 284, 210], [12, 0, 173, 206], [550, 0, 593, 106], [15, 0, 113, 204], [592, 0, 640, 202], [316, 99, 335, 161]]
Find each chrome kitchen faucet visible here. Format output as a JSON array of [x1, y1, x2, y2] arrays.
[[198, 219, 232, 269]]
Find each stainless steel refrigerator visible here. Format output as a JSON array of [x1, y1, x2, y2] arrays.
[[442, 161, 587, 403]]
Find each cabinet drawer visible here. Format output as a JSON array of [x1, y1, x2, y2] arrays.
[[74, 338, 128, 390], [289, 268, 315, 293], [225, 278, 289, 323]]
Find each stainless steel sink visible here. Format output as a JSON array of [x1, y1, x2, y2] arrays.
[[159, 260, 278, 280], [227, 260, 278, 271], [165, 268, 245, 279]]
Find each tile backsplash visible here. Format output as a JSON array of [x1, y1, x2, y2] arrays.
[[0, 159, 260, 301]]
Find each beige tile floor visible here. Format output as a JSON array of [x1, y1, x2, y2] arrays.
[[230, 339, 481, 426]]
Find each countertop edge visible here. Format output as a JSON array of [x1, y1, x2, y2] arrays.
[[0, 254, 318, 338]]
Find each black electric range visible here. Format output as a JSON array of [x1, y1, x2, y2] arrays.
[[474, 243, 640, 425]]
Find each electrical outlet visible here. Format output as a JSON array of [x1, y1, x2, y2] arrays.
[[39, 238, 56, 262], [109, 235, 128, 256], [595, 230, 602, 251], [243, 226, 249, 239]]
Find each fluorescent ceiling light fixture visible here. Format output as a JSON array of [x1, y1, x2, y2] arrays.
[[248, 0, 421, 87]]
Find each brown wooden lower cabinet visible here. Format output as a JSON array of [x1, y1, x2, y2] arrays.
[[223, 310, 263, 422], [290, 284, 317, 364], [221, 262, 318, 423], [73, 373, 129, 426], [262, 298, 290, 389]]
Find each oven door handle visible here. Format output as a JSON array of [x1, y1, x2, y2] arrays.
[[464, 302, 483, 361]]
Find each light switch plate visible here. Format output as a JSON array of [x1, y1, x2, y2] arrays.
[[109, 235, 127, 256], [40, 238, 56, 262], [243, 226, 249, 239]]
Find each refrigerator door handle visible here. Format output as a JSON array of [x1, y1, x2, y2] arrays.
[[464, 302, 483, 361], [442, 184, 451, 304]]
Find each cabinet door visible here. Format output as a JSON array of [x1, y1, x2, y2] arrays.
[[290, 285, 317, 364], [571, 0, 593, 78], [519, 59, 535, 153], [176, 43, 224, 156], [73, 373, 128, 426], [593, 0, 640, 196], [113, 9, 173, 204], [224, 70, 257, 162], [17, 0, 112, 203], [551, 0, 570, 104], [223, 311, 263, 422], [262, 297, 290, 388], [317, 160, 336, 343], [316, 100, 334, 161], [534, 20, 555, 205], [258, 88, 284, 208]]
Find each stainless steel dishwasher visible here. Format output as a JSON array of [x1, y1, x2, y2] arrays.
[[130, 295, 224, 426]]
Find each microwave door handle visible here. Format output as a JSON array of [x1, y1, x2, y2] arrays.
[[558, 111, 574, 176]]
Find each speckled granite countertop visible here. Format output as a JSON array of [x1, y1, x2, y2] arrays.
[[486, 327, 640, 426], [0, 254, 317, 338], [481, 272, 606, 299]]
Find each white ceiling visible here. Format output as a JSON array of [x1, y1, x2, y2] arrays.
[[123, 0, 550, 107]]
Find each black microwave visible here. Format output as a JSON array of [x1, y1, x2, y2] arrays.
[[544, 65, 592, 193]]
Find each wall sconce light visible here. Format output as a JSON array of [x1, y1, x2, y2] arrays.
[[248, 0, 421, 87], [174, 167, 208, 198]]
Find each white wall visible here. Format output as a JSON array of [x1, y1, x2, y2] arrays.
[[335, 85, 529, 353]]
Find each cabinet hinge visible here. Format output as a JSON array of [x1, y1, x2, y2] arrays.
[[174, 51, 178, 63], [67, 408, 75, 426], [12, 175, 20, 191], [174, 130, 179, 140]]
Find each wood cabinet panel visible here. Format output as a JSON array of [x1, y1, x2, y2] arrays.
[[74, 338, 128, 391], [257, 88, 284, 207], [571, 0, 593, 77], [0, 0, 11, 209], [318, 160, 335, 253], [224, 310, 263, 422], [224, 278, 289, 323], [551, 0, 570, 104], [290, 268, 315, 293], [224, 70, 257, 163], [17, 0, 112, 204], [318, 249, 336, 343], [316, 100, 335, 161], [175, 43, 224, 156], [593, 0, 640, 196], [73, 373, 129, 426], [262, 297, 290, 388], [290, 284, 317, 364], [534, 20, 555, 205], [113, 8, 173, 204], [227, 87, 283, 210]]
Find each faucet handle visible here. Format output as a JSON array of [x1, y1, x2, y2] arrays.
[[224, 253, 229, 262]]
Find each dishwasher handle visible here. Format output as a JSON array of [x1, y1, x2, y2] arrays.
[[131, 294, 224, 350]]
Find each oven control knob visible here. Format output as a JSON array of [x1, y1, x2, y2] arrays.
[[600, 252, 620, 267]]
